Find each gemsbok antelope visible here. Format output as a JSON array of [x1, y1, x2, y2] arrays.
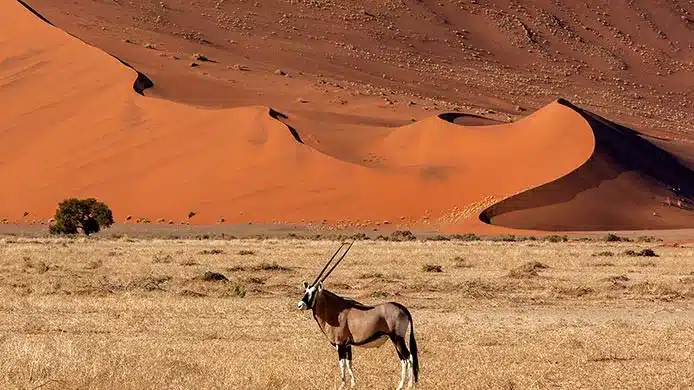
[[297, 241, 420, 389]]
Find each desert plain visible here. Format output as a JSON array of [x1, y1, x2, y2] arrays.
[[1, 0, 694, 388], [1, 236, 693, 389]]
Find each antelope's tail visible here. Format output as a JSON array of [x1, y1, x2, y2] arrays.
[[391, 302, 420, 382], [408, 313, 419, 383]]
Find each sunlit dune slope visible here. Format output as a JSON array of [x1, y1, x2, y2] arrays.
[[0, 0, 370, 224], [2, 0, 692, 232], [480, 99, 694, 231]]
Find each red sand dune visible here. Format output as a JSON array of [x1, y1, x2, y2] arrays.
[[481, 99, 694, 231], [1, 0, 693, 233]]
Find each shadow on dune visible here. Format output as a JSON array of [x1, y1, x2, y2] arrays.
[[438, 112, 501, 126], [269, 109, 304, 144], [480, 98, 694, 231], [115, 61, 154, 95], [17, 0, 53, 25], [16, 0, 154, 95]]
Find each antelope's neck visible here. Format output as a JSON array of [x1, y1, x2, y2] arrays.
[[311, 290, 345, 341]]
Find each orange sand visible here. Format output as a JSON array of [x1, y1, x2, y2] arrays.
[[1, 0, 692, 233]]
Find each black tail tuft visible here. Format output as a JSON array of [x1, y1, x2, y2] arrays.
[[390, 301, 420, 383], [409, 315, 419, 383]]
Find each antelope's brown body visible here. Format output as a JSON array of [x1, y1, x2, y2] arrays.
[[312, 289, 407, 348]]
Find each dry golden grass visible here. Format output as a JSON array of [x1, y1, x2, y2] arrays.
[[0, 237, 693, 389]]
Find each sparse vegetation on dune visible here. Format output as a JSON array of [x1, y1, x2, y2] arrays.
[[0, 238, 692, 389]]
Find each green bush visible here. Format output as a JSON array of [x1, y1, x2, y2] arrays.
[[48, 198, 114, 236]]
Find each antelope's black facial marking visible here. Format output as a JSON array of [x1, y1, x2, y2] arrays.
[[297, 283, 318, 310]]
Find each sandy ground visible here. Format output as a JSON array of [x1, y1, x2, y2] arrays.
[[0, 237, 693, 389]]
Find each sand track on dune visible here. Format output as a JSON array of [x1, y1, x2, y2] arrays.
[[2, 0, 693, 232]]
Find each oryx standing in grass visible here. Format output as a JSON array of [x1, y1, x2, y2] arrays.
[[297, 241, 419, 389]]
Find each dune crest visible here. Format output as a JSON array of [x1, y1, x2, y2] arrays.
[[480, 99, 694, 231], [2, 0, 693, 232]]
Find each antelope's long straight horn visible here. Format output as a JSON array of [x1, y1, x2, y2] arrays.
[[311, 241, 349, 286], [320, 240, 354, 283]]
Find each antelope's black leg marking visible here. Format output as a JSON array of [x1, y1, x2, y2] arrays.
[[337, 345, 355, 388], [337, 344, 350, 360], [390, 335, 411, 360], [390, 335, 411, 389]]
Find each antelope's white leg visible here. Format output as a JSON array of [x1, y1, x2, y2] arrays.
[[338, 359, 346, 390], [396, 359, 407, 390], [407, 356, 414, 388], [346, 359, 356, 388]]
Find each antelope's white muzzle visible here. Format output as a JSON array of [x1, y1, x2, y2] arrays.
[[297, 301, 307, 310]]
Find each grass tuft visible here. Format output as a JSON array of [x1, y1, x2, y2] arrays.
[[199, 249, 225, 255], [507, 261, 549, 278], [452, 256, 474, 268], [422, 264, 443, 273], [592, 251, 614, 257]]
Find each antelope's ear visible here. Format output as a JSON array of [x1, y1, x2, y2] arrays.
[[316, 281, 324, 291], [301, 280, 308, 289]]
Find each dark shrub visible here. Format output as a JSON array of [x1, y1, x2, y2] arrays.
[[426, 235, 450, 242], [422, 264, 443, 273], [449, 233, 480, 241], [202, 271, 229, 282], [390, 230, 416, 241], [200, 249, 225, 255], [605, 233, 631, 242], [637, 236, 661, 243], [48, 198, 114, 236], [491, 235, 520, 242], [623, 248, 658, 257], [639, 248, 658, 257]]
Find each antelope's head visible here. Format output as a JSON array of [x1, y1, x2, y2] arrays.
[[297, 241, 354, 311], [297, 281, 322, 310]]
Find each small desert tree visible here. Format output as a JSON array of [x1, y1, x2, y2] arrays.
[[48, 198, 114, 236]]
